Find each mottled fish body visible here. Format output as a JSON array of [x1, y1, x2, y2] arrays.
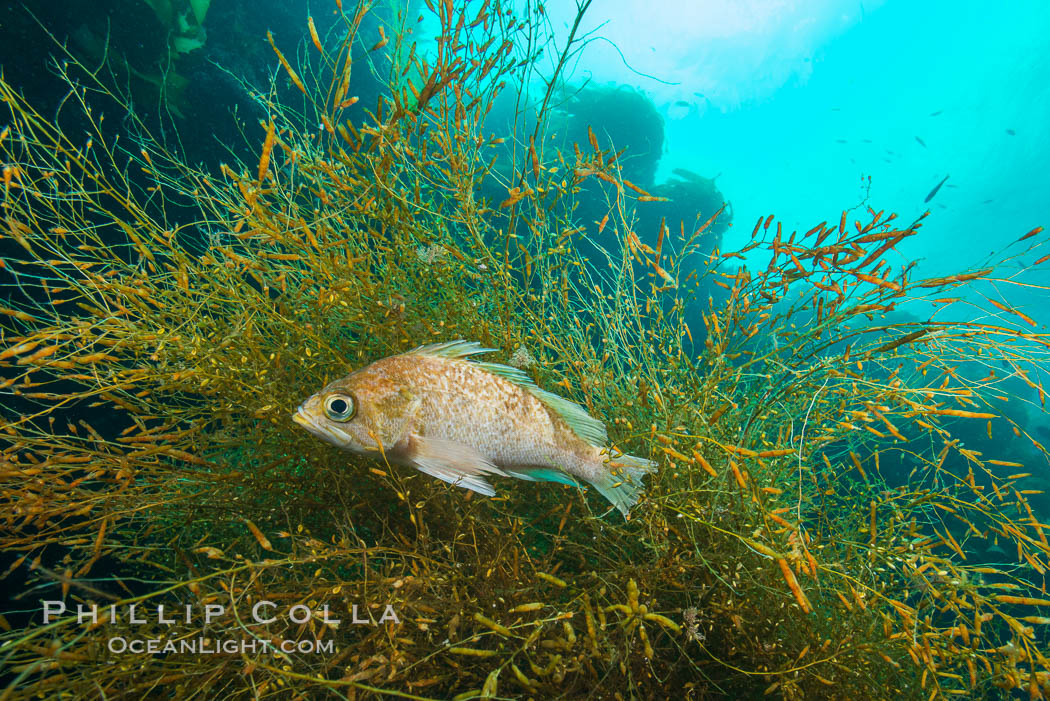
[[293, 341, 656, 517]]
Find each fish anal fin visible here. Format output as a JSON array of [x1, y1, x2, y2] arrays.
[[503, 465, 580, 487]]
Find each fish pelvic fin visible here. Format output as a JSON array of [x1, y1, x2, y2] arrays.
[[405, 434, 508, 497], [588, 452, 657, 519]]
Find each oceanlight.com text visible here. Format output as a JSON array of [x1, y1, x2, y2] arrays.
[[106, 636, 336, 655]]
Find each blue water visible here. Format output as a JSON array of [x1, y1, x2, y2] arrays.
[[544, 0, 1050, 294]]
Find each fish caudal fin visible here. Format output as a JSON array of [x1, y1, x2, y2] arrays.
[[588, 452, 657, 519], [406, 434, 508, 497]]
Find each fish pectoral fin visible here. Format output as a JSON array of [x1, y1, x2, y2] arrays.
[[406, 435, 507, 497]]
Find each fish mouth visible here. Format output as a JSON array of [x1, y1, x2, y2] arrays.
[[292, 405, 340, 444], [292, 406, 311, 429], [292, 403, 353, 448]]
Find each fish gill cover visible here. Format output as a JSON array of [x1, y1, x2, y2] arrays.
[[0, 1, 1049, 699]]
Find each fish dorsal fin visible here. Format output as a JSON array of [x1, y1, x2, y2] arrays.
[[475, 361, 609, 448], [407, 340, 497, 360], [473, 360, 534, 385], [529, 386, 609, 447]]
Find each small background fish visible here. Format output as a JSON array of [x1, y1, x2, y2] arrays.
[[294, 341, 656, 517]]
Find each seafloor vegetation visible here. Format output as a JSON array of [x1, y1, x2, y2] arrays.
[[2, 1, 1050, 698]]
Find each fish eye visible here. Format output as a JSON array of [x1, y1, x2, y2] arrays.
[[323, 394, 355, 422]]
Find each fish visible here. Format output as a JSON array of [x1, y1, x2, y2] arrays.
[[674, 100, 690, 107], [1006, 128, 1016, 136], [924, 174, 949, 203], [292, 341, 656, 517], [930, 110, 943, 116], [915, 136, 926, 147]]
